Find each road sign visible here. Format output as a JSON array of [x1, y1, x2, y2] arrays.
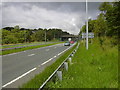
[[82, 35, 86, 39], [82, 33, 94, 36], [88, 35, 94, 38], [88, 33, 94, 36], [82, 33, 86, 36], [82, 32, 94, 39]]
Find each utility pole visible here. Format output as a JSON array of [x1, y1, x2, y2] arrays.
[[45, 29, 47, 42], [86, 0, 88, 50]]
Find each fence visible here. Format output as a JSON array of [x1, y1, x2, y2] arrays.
[[39, 42, 80, 89]]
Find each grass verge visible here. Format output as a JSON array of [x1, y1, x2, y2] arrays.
[[46, 38, 118, 88], [20, 43, 77, 89], [2, 42, 60, 49], [1, 42, 63, 55]]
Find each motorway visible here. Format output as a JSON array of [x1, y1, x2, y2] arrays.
[[2, 43, 73, 88]]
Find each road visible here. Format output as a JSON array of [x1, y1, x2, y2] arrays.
[[2, 43, 73, 88]]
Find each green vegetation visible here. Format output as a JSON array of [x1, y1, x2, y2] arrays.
[[2, 42, 59, 49], [21, 44, 77, 88], [1, 42, 63, 55], [1, 26, 70, 45], [46, 37, 118, 88], [80, 2, 119, 45]]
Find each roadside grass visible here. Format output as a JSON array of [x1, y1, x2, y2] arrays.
[[46, 38, 118, 88], [2, 41, 62, 49], [20, 43, 77, 89], [2, 42, 44, 49], [1, 42, 63, 55]]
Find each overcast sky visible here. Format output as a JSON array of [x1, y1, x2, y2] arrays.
[[1, 2, 101, 35]]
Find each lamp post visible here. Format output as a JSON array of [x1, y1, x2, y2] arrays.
[[86, 0, 88, 50], [45, 29, 47, 42]]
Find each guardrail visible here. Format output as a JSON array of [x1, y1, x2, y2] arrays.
[[39, 42, 80, 90]]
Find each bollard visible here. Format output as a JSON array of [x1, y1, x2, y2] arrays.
[[71, 53, 74, 57], [74, 49, 76, 52], [57, 71, 62, 81], [74, 50, 76, 53], [68, 57, 72, 64], [64, 62, 68, 71], [73, 51, 75, 54]]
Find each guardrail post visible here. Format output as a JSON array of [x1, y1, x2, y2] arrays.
[[57, 71, 62, 81], [74, 49, 76, 52], [64, 62, 68, 71], [71, 53, 74, 57], [68, 57, 72, 64]]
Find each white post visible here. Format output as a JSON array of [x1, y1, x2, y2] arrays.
[[68, 57, 72, 64], [71, 53, 74, 57], [64, 62, 68, 71], [86, 0, 88, 50], [57, 71, 62, 81]]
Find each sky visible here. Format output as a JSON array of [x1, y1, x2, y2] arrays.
[[1, 2, 101, 35]]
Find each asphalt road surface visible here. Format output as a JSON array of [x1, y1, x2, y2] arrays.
[[2, 43, 73, 88]]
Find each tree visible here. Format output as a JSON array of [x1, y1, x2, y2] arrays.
[[93, 13, 108, 37]]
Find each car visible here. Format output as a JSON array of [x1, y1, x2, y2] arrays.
[[64, 42, 70, 46], [70, 41, 74, 44]]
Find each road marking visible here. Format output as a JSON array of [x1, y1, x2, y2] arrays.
[[2, 43, 75, 87], [41, 58, 53, 65], [28, 54, 35, 56], [2, 67, 36, 88], [54, 56, 56, 58], [46, 49, 49, 51], [58, 52, 62, 56], [2, 43, 62, 57], [3, 53, 17, 56], [41, 44, 74, 66]]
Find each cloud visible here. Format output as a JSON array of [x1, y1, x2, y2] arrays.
[[2, 2, 101, 35]]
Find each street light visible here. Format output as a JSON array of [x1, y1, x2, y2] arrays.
[[44, 29, 47, 42], [86, 0, 88, 50]]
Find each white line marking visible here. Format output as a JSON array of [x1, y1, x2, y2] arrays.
[[58, 52, 62, 56], [2, 67, 36, 87], [2, 43, 62, 57], [3, 53, 17, 56], [41, 58, 53, 65], [28, 54, 35, 56], [2, 43, 75, 87], [45, 49, 49, 51], [54, 56, 56, 58], [41, 44, 75, 66]]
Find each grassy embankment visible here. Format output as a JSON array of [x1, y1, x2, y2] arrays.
[[46, 37, 118, 88], [1, 42, 63, 55], [21, 43, 77, 89]]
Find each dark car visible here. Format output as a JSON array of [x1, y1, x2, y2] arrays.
[[64, 42, 70, 46]]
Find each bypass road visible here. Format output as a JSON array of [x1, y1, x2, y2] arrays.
[[2, 43, 74, 88]]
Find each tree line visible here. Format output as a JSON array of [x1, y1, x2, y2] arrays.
[[80, 2, 120, 45], [1, 26, 70, 44]]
